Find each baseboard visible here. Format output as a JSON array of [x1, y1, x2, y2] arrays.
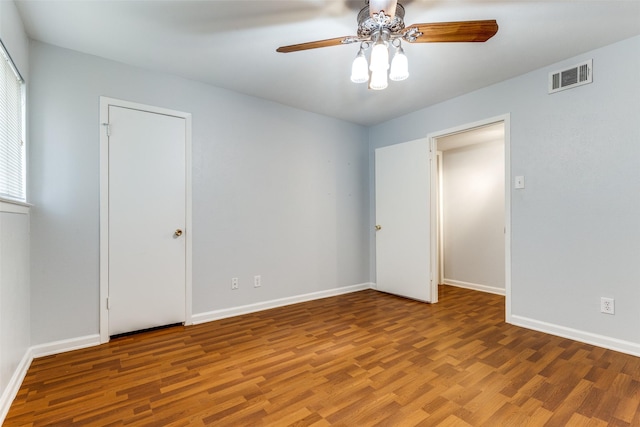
[[0, 334, 102, 424], [442, 279, 506, 296], [30, 334, 102, 359], [0, 348, 33, 424], [192, 282, 373, 325], [510, 315, 640, 358], [18, 286, 374, 359]]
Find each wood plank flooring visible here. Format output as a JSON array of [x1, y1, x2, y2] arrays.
[[6, 286, 640, 426]]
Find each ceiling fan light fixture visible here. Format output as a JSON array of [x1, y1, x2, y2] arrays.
[[389, 45, 409, 81], [275, 2, 499, 92], [350, 49, 369, 83], [370, 68, 389, 90]]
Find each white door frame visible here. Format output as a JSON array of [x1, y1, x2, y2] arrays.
[[427, 114, 511, 320], [436, 151, 444, 286], [99, 97, 193, 343]]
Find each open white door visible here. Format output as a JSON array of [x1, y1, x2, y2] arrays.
[[374, 139, 432, 302]]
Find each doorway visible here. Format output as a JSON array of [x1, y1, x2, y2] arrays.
[[429, 115, 511, 315], [99, 97, 193, 343]]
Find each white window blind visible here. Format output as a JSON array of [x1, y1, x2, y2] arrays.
[[0, 40, 25, 202]]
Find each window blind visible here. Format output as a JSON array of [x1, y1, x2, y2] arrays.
[[0, 40, 25, 202]]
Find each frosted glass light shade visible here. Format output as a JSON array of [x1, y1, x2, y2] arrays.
[[369, 0, 397, 18], [350, 52, 369, 83], [369, 43, 389, 71], [370, 69, 388, 90], [389, 47, 409, 81]]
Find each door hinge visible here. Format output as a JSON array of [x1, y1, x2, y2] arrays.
[[102, 122, 111, 137], [107, 297, 111, 310]]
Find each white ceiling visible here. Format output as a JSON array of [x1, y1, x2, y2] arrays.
[[14, 0, 640, 126]]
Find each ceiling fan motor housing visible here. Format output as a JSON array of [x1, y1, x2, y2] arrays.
[[357, 4, 406, 38]]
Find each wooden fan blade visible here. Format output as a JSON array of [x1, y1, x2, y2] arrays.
[[276, 36, 357, 53], [405, 20, 498, 43]]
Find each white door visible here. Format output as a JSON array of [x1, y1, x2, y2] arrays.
[[375, 139, 432, 302], [108, 105, 186, 336]]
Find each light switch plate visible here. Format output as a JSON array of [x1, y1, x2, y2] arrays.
[[515, 176, 525, 189]]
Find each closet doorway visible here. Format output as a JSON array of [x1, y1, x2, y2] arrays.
[[99, 97, 193, 342], [429, 115, 510, 317]]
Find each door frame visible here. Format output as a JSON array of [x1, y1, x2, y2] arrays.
[[427, 114, 511, 319], [99, 97, 193, 343], [436, 150, 444, 286]]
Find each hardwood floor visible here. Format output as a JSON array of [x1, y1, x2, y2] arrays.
[[6, 286, 640, 426]]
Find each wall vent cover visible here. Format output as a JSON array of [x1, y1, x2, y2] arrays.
[[549, 59, 592, 94]]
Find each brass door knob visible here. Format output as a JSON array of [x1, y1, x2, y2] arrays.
[[375, 225, 382, 231], [174, 229, 183, 237]]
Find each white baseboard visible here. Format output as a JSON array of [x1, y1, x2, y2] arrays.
[[0, 334, 102, 424], [0, 348, 33, 424], [510, 315, 640, 358], [30, 334, 102, 359], [442, 278, 506, 296], [192, 282, 373, 325]]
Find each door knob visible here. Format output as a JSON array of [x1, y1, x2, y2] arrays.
[[375, 225, 382, 231], [174, 229, 183, 237]]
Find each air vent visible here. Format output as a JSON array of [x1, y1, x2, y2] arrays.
[[549, 59, 592, 94]]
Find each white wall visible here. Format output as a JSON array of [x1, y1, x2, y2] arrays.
[[0, 206, 30, 399], [28, 41, 370, 345], [442, 140, 505, 290], [369, 36, 640, 353], [0, 0, 31, 420], [0, 0, 28, 74]]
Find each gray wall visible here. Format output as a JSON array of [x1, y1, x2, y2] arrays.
[[369, 36, 640, 346], [0, 209, 30, 398], [0, 0, 30, 410], [443, 140, 505, 289], [28, 41, 370, 345], [0, 0, 28, 75], [19, 17, 640, 356]]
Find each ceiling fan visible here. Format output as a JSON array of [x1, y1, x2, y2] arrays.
[[276, 0, 498, 90]]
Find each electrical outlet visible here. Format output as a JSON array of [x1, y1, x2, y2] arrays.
[[600, 297, 614, 315], [231, 278, 239, 290], [254, 275, 261, 288]]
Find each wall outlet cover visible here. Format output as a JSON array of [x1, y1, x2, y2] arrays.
[[600, 297, 614, 315]]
